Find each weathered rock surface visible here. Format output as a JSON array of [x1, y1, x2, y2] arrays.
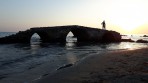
[[0, 25, 121, 44], [102, 31, 121, 42]]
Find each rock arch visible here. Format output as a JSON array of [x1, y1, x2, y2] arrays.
[[30, 33, 41, 42], [0, 25, 121, 44]]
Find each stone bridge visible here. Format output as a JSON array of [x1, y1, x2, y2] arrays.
[[0, 25, 121, 43]]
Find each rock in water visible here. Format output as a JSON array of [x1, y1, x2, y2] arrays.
[[102, 31, 121, 42], [136, 39, 148, 43]]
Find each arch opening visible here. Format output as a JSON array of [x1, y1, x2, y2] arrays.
[[66, 31, 77, 43], [66, 31, 77, 47], [30, 33, 41, 44]]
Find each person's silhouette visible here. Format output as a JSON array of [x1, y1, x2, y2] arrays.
[[101, 20, 106, 30]]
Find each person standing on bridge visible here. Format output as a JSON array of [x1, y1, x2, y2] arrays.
[[101, 20, 106, 30]]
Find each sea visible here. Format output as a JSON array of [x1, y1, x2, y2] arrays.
[[0, 32, 148, 83]]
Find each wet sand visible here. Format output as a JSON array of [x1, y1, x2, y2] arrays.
[[34, 48, 148, 83]]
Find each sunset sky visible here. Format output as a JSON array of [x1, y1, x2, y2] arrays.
[[0, 0, 148, 34]]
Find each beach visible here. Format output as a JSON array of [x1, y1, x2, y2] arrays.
[[0, 33, 148, 83], [1, 0, 148, 83], [34, 47, 148, 83]]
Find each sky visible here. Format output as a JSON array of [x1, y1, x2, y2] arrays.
[[0, 0, 148, 34]]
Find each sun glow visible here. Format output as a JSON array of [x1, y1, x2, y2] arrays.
[[105, 0, 148, 33], [109, 12, 146, 32], [1, 0, 148, 33]]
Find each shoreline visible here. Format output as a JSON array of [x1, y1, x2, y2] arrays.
[[34, 47, 148, 83]]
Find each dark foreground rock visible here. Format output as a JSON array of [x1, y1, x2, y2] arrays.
[[0, 25, 121, 44]]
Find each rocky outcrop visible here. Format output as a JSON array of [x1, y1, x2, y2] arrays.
[[136, 39, 148, 43], [102, 31, 121, 42], [143, 35, 148, 37], [121, 39, 135, 42], [0, 25, 121, 44], [0, 30, 33, 43]]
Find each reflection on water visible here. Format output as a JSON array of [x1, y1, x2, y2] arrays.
[[30, 33, 42, 54], [30, 44, 41, 54], [66, 52, 77, 64], [108, 42, 148, 50], [65, 35, 78, 63], [66, 36, 77, 43], [124, 44, 132, 49], [66, 34, 77, 50], [0, 34, 148, 83], [65, 42, 76, 50]]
